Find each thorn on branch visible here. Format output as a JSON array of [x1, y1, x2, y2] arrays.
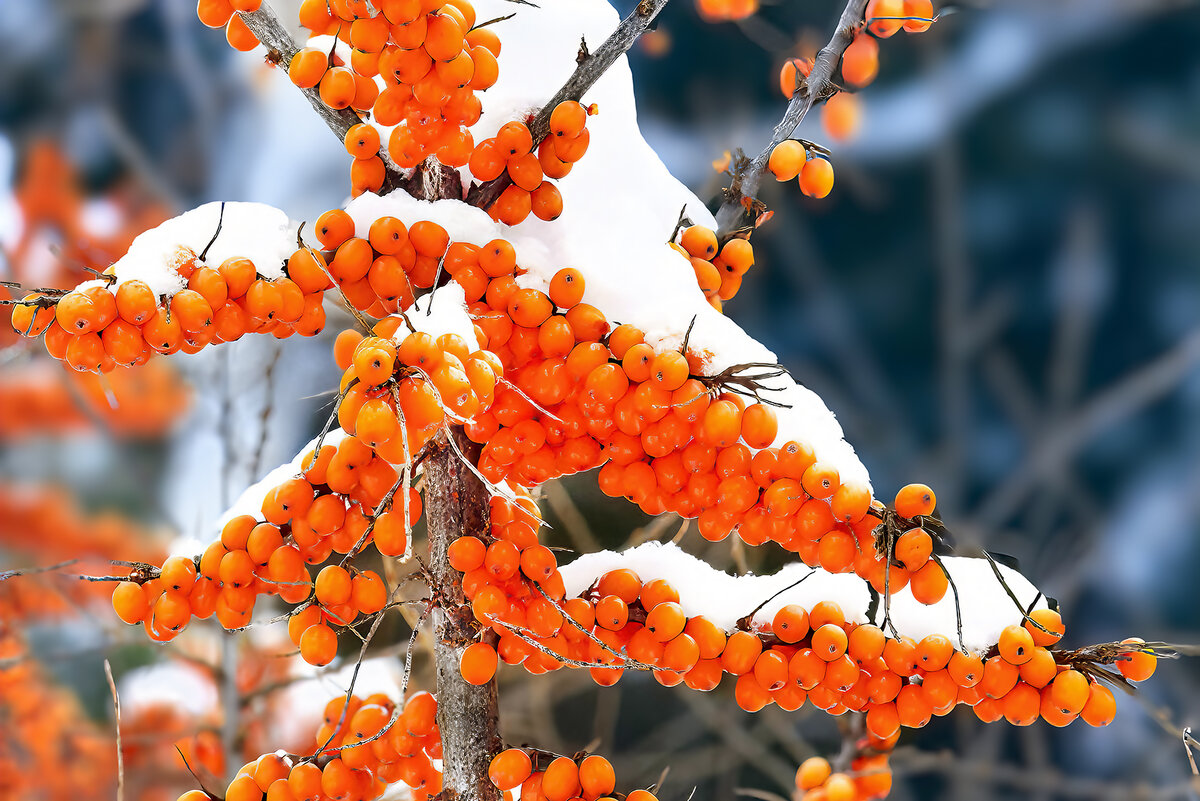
[[577, 36, 589, 64]]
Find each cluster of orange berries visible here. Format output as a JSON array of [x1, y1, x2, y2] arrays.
[[10, 245, 331, 374], [288, 0, 498, 182], [196, 0, 264, 51], [0, 361, 188, 437], [449, 554, 1156, 733], [488, 747, 651, 801], [471, 103, 595, 225], [451, 491, 574, 681], [178, 690, 444, 801], [768, 140, 835, 199], [671, 224, 755, 311], [111, 445, 417, 659], [795, 737, 895, 801]]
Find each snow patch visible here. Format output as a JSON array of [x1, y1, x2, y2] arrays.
[[110, 201, 296, 298], [560, 542, 1048, 653], [216, 429, 347, 530]]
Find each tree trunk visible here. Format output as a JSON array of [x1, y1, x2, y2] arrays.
[[424, 428, 502, 801]]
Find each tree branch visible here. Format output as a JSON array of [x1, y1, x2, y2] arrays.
[[425, 428, 502, 801], [465, 0, 671, 210], [713, 0, 868, 236], [236, 3, 407, 194]]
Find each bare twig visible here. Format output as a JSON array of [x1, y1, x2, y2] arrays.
[[104, 660, 124, 801], [466, 0, 671, 209], [713, 0, 869, 235]]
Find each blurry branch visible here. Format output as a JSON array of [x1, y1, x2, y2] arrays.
[[236, 3, 406, 193], [973, 325, 1200, 529], [104, 660, 125, 801], [714, 0, 869, 235], [465, 0, 671, 210]]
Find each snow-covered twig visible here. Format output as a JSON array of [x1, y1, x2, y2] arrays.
[[466, 0, 671, 210]]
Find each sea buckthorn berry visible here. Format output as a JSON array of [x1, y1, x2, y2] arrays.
[[316, 209, 355, 249], [799, 157, 834, 199], [721, 629, 763, 675], [841, 32, 880, 87], [300, 624, 338, 666], [811, 623, 849, 661], [801, 461, 839, 499], [578, 755, 615, 800], [908, 558, 948, 604], [1117, 639, 1157, 682], [1080, 682, 1116, 726], [460, 642, 498, 685], [796, 757, 831, 790], [315, 565, 353, 606], [779, 57, 812, 99], [489, 749, 533, 790], [1024, 608, 1065, 647], [112, 581, 149, 625], [319, 66, 357, 109], [550, 100, 587, 138], [542, 757, 581, 801], [867, 0, 905, 37], [344, 123, 381, 159], [772, 604, 809, 643], [197, 0, 235, 27], [595, 595, 629, 630], [768, 140, 806, 181], [998, 624, 1035, 665], [530, 181, 564, 221], [903, 0, 934, 32], [549, 267, 584, 309], [680, 225, 718, 260], [894, 527, 932, 571], [496, 121, 533, 158], [894, 482, 936, 518], [289, 47, 328, 88]]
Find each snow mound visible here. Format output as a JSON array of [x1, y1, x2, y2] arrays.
[[110, 201, 296, 297], [560, 542, 1048, 653]]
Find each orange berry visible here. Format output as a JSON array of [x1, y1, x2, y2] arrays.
[[1117, 638, 1157, 682], [997, 624, 1035, 665], [799, 157, 834, 199], [767, 140, 806, 181], [489, 749, 532, 790], [460, 642, 498, 685]]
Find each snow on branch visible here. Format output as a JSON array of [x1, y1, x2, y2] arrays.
[[559, 541, 1047, 654], [713, 0, 869, 235], [465, 0, 671, 210]]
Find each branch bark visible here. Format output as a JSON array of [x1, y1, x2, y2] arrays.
[[465, 0, 671, 210], [236, 3, 408, 194], [425, 428, 502, 801], [713, 0, 868, 236]]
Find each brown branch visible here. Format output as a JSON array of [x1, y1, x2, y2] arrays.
[[425, 428, 503, 801], [713, 0, 869, 236], [104, 660, 125, 801], [236, 3, 407, 194], [465, 0, 671, 210]]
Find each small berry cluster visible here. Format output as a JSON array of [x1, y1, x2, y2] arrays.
[[671, 224, 755, 311], [178, 690, 444, 801], [488, 748, 651, 801], [10, 245, 331, 373], [795, 736, 896, 801], [196, 0, 264, 51]]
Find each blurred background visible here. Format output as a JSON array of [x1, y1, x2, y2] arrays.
[[1, 0, 1199, 799]]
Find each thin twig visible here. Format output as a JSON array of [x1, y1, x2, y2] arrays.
[[104, 660, 124, 801], [713, 0, 869, 235]]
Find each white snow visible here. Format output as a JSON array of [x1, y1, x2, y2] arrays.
[[409, 281, 482, 347], [559, 542, 1049, 654], [109, 201, 296, 297], [215, 429, 347, 529]]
